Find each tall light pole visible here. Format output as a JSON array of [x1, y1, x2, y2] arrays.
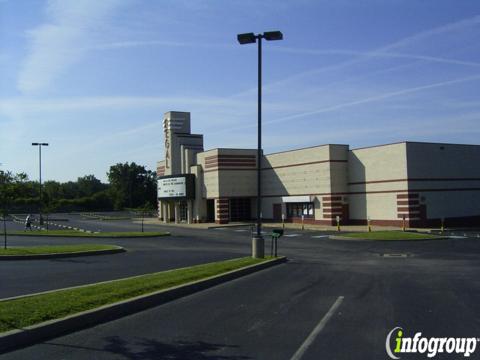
[[32, 143, 49, 225], [0, 163, 6, 249], [237, 31, 283, 258]]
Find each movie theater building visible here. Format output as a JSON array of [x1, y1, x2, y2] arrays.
[[157, 111, 480, 227]]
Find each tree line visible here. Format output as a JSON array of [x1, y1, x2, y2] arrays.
[[0, 162, 157, 214]]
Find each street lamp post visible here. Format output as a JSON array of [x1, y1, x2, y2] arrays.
[[0, 163, 7, 249], [237, 31, 283, 258], [32, 143, 49, 225]]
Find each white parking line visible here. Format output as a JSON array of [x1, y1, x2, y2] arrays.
[[289, 296, 344, 360], [284, 234, 301, 237], [311, 235, 329, 238]]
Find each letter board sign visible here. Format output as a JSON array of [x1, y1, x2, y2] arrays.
[[157, 174, 195, 199]]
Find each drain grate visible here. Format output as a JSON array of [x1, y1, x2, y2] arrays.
[[382, 253, 409, 258]]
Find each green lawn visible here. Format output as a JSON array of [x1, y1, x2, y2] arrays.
[[340, 231, 441, 240], [8, 230, 170, 238], [0, 257, 273, 333], [0, 244, 120, 256]]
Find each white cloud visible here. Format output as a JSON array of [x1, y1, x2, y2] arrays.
[[266, 74, 480, 124], [213, 74, 480, 134], [94, 39, 234, 51], [234, 14, 480, 98], [0, 95, 253, 117], [17, 0, 128, 93], [274, 48, 480, 68]]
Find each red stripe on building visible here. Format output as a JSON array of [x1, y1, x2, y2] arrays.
[[397, 200, 419, 206], [396, 193, 419, 199], [322, 196, 342, 201], [322, 202, 342, 207]]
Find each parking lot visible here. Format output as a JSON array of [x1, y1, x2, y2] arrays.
[[2, 215, 480, 359]]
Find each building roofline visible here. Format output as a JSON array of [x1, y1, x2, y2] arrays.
[[404, 140, 480, 147], [200, 147, 257, 153], [164, 111, 190, 115], [175, 133, 203, 138], [351, 141, 407, 151], [199, 141, 479, 155], [352, 140, 480, 151], [265, 143, 349, 156], [199, 143, 349, 156]]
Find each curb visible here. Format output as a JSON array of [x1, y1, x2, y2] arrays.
[[0, 256, 287, 354], [329, 235, 448, 241], [207, 224, 254, 229], [5, 233, 170, 238], [0, 247, 126, 260]]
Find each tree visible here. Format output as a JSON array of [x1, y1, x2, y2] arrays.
[[44, 180, 62, 202], [107, 162, 157, 210], [77, 175, 107, 197], [9, 172, 37, 200], [60, 181, 79, 199], [42, 198, 58, 231], [139, 201, 156, 232]]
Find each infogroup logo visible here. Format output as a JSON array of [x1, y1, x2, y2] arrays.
[[386, 327, 479, 359]]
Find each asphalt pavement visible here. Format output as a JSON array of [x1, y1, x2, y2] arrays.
[[1, 215, 480, 359]]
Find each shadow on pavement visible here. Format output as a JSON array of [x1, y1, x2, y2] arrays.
[[44, 336, 251, 360], [103, 336, 251, 360]]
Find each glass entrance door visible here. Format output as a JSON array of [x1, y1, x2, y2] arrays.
[[179, 201, 188, 222]]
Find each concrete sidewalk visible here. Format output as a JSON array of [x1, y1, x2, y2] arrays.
[[137, 218, 252, 230], [136, 218, 437, 233]]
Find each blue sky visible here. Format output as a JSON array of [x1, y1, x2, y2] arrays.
[[1, 0, 480, 182]]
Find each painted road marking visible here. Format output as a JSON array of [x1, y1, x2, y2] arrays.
[[311, 235, 329, 238], [449, 235, 467, 239], [234, 229, 248, 232], [289, 296, 344, 360], [284, 234, 301, 237]]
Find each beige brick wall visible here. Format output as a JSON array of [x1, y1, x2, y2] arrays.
[[260, 145, 348, 221], [197, 149, 220, 198], [406, 142, 480, 219], [197, 148, 257, 199], [406, 142, 480, 178], [262, 145, 348, 197], [160, 127, 480, 225], [348, 143, 408, 221]]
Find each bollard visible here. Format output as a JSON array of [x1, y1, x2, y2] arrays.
[[301, 215, 304, 231], [402, 215, 406, 232], [367, 216, 371, 233], [282, 213, 285, 230], [336, 215, 341, 232], [441, 218, 444, 234], [270, 234, 274, 257], [271, 229, 283, 257]]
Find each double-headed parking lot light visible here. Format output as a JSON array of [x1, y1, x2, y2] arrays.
[[237, 30, 283, 258], [237, 32, 256, 44], [32, 142, 49, 225]]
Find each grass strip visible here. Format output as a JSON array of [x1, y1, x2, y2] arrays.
[[340, 231, 441, 240], [0, 257, 270, 333], [7, 230, 169, 238], [0, 244, 119, 256]]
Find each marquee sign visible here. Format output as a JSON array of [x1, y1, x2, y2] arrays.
[[157, 174, 195, 199]]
